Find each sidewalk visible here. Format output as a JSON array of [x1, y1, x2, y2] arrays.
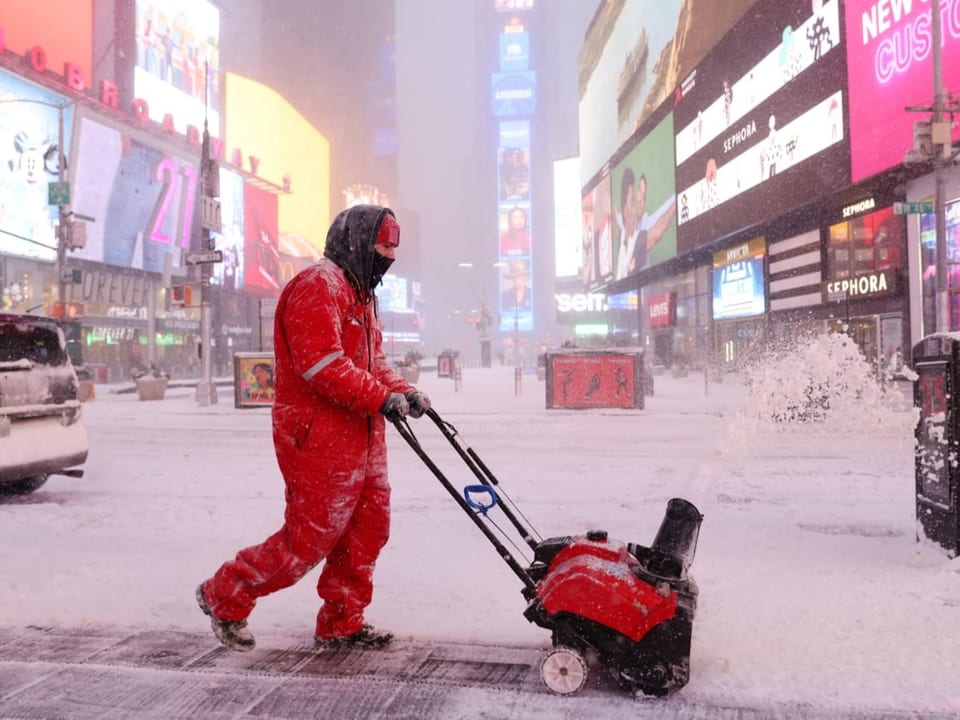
[[0, 625, 951, 720]]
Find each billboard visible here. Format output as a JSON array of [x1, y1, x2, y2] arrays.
[[0, 1, 94, 88], [578, 0, 757, 181], [212, 167, 244, 289], [376, 275, 410, 312], [673, 0, 848, 254], [0, 72, 76, 262], [553, 156, 582, 279], [225, 72, 330, 256], [499, 257, 533, 332], [70, 114, 199, 273], [845, 0, 960, 182], [581, 168, 614, 289], [242, 183, 280, 296], [133, 0, 221, 136], [712, 237, 766, 320], [610, 111, 677, 280], [491, 71, 537, 117], [500, 31, 530, 72]]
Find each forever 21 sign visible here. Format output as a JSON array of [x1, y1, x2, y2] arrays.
[[65, 268, 153, 309]]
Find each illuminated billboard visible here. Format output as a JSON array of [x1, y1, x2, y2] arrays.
[[133, 0, 221, 136], [212, 167, 244, 289], [0, 1, 93, 87], [845, 0, 960, 182], [578, 0, 757, 181], [491, 71, 536, 117], [0, 71, 76, 262], [376, 275, 410, 312], [225, 72, 330, 257], [713, 238, 766, 320], [673, 0, 848, 254], [243, 183, 280, 296], [610, 111, 677, 280], [553, 156, 582, 279], [500, 31, 530, 72], [495, 0, 534, 11], [499, 257, 534, 332], [581, 168, 613, 289], [70, 114, 199, 273]]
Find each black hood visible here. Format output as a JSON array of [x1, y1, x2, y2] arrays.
[[323, 205, 395, 302]]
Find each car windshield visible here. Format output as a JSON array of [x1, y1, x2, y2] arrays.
[[0, 321, 67, 366]]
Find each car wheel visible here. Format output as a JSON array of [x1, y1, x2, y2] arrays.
[[0, 475, 49, 496]]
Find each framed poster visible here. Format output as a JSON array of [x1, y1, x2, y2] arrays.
[[234, 352, 275, 408]]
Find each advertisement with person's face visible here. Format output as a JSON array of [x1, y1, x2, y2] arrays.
[[134, 0, 221, 135], [212, 167, 244, 290], [845, 0, 960, 182], [578, 0, 757, 182], [71, 116, 199, 273], [581, 170, 614, 290], [673, 0, 847, 254], [243, 184, 281, 295], [499, 258, 534, 332], [0, 73, 76, 262], [611, 112, 677, 280]]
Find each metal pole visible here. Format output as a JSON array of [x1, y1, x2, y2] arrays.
[[195, 118, 217, 406], [56, 104, 67, 309], [932, 0, 949, 332]]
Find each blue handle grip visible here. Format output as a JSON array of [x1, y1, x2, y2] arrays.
[[464, 484, 498, 514]]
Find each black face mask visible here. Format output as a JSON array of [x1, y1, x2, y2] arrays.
[[369, 253, 395, 290]]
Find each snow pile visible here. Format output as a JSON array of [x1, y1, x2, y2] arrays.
[[735, 331, 915, 432]]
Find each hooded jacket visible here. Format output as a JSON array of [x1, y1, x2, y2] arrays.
[[271, 205, 413, 462]]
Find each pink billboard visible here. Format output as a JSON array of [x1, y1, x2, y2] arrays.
[[846, 0, 960, 182]]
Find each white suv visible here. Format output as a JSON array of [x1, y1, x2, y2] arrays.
[[0, 312, 88, 495]]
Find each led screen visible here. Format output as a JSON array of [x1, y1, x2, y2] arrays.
[[713, 239, 766, 320], [0, 72, 76, 261], [578, 0, 757, 182], [845, 0, 960, 182], [499, 31, 530, 72], [243, 183, 280, 295], [673, 0, 848, 254], [376, 275, 410, 312], [212, 167, 244, 289], [134, 0, 221, 136], [610, 112, 677, 280], [71, 115, 199, 273], [553, 156, 582, 279], [491, 71, 536, 117], [581, 169, 613, 289]]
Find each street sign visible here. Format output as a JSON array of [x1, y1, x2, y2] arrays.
[[48, 181, 70, 205], [184, 250, 223, 265], [893, 201, 934, 215], [201, 196, 222, 232]]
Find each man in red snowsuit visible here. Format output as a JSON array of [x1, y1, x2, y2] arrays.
[[197, 205, 430, 651]]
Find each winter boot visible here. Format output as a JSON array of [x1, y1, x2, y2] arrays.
[[315, 624, 393, 650], [196, 584, 256, 652]]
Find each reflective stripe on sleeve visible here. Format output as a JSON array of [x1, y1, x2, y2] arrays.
[[302, 351, 344, 381]]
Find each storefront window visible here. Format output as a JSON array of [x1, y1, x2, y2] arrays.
[[827, 206, 904, 279], [920, 199, 960, 333]]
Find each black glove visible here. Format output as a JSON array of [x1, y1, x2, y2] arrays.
[[380, 392, 409, 418], [405, 390, 431, 419]]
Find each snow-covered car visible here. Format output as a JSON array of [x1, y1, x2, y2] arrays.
[[0, 313, 88, 495]]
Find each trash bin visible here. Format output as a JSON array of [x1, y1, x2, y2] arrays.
[[913, 334, 960, 556]]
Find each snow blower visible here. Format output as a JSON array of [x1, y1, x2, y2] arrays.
[[391, 408, 703, 697]]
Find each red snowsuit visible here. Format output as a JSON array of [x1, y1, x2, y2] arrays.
[[202, 206, 414, 639]]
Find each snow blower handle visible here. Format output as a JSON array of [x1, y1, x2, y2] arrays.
[[464, 484, 498, 515]]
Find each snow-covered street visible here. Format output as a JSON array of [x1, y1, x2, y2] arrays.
[[2, 364, 959, 718]]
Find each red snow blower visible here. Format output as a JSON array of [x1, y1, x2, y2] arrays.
[[391, 408, 703, 697]]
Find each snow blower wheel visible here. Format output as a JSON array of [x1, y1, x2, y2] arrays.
[[540, 646, 588, 695]]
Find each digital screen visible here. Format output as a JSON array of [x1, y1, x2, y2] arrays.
[[673, 0, 848, 254], [499, 31, 530, 72], [581, 170, 614, 289], [610, 112, 677, 280], [376, 275, 410, 312], [499, 257, 534, 332], [495, 0, 535, 11], [713, 255, 766, 319], [243, 183, 280, 295], [212, 167, 245, 289], [71, 115, 199, 273], [491, 71, 536, 117], [845, 0, 960, 182], [0, 71, 76, 261], [553, 157, 582, 279], [134, 0, 221, 136], [578, 0, 756, 182]]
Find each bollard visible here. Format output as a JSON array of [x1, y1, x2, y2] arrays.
[[454, 364, 462, 393], [514, 366, 522, 396]]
